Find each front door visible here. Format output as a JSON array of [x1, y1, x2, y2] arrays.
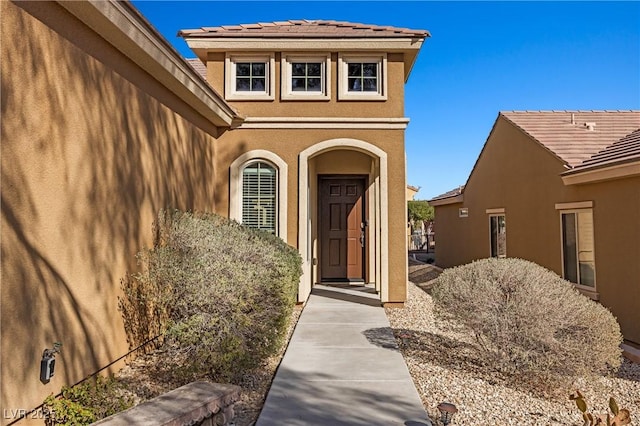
[[319, 177, 365, 281]]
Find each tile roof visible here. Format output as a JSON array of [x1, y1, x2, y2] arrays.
[[179, 20, 429, 39], [429, 185, 465, 202], [566, 129, 640, 174], [184, 58, 241, 117], [186, 58, 207, 80], [500, 111, 640, 168]]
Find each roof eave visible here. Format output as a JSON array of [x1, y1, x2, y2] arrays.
[[561, 158, 640, 185], [429, 194, 464, 206], [58, 0, 242, 130], [182, 36, 426, 81]]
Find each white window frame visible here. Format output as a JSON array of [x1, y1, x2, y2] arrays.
[[225, 53, 275, 101], [229, 150, 288, 240], [559, 207, 597, 292], [281, 53, 331, 101], [338, 53, 387, 101]]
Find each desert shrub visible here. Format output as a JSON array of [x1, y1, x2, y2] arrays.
[[43, 375, 134, 425], [431, 258, 622, 383], [118, 253, 170, 352], [120, 209, 301, 382]]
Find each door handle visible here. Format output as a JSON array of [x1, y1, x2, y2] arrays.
[[360, 231, 365, 247]]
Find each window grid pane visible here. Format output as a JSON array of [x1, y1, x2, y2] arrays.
[[347, 62, 378, 92], [291, 62, 323, 92], [242, 162, 276, 233], [236, 62, 267, 92]]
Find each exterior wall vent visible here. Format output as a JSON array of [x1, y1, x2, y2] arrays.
[[459, 207, 469, 218]]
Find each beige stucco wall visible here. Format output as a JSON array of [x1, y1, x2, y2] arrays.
[[1, 2, 223, 419], [205, 52, 406, 118], [216, 128, 409, 302], [572, 176, 640, 344], [206, 45, 411, 303], [434, 116, 640, 343]]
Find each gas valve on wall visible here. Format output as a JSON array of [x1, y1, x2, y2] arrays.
[[40, 342, 62, 384]]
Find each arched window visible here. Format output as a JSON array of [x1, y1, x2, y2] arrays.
[[241, 161, 277, 234], [230, 150, 287, 240]]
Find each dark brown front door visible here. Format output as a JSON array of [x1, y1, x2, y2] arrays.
[[319, 177, 365, 281]]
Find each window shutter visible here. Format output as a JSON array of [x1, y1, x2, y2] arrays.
[[242, 162, 277, 233]]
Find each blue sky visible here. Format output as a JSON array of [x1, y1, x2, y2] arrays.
[[133, 1, 640, 200]]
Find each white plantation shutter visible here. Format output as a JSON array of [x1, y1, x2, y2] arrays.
[[242, 162, 277, 233]]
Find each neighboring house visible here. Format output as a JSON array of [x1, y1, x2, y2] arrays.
[[179, 21, 429, 303], [407, 185, 420, 248], [407, 184, 420, 201], [1, 1, 428, 419], [430, 111, 640, 344]]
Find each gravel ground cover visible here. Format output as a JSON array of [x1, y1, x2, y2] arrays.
[[116, 305, 302, 426], [117, 259, 638, 426], [389, 261, 640, 425]]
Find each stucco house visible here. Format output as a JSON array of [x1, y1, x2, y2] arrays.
[[1, 0, 428, 420], [178, 20, 429, 304], [430, 111, 640, 345]]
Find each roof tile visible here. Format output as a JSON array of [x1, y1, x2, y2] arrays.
[[178, 20, 429, 39], [430, 186, 465, 202], [567, 129, 640, 173], [500, 111, 640, 167], [185, 58, 207, 80]]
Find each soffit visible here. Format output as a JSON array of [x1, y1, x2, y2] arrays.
[[57, 0, 242, 129]]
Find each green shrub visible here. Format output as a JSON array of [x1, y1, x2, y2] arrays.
[[431, 258, 622, 383], [43, 375, 134, 425], [120, 210, 301, 382]]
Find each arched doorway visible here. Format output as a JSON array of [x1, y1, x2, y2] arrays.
[[298, 139, 389, 303]]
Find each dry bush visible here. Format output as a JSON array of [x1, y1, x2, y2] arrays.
[[119, 210, 301, 383], [431, 258, 622, 385]]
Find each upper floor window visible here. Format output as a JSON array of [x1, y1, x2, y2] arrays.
[[242, 161, 277, 233], [489, 214, 506, 258], [338, 53, 387, 100], [225, 53, 275, 100], [561, 209, 596, 288], [236, 62, 266, 92], [281, 54, 331, 100], [348, 62, 379, 92]]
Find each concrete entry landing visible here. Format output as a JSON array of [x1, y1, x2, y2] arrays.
[[256, 284, 431, 426]]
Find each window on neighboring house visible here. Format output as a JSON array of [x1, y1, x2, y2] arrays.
[[338, 53, 387, 100], [242, 161, 277, 233], [561, 209, 596, 287], [489, 214, 506, 258], [225, 54, 275, 100], [281, 54, 330, 100]]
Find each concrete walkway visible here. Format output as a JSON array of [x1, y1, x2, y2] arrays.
[[256, 284, 431, 426]]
